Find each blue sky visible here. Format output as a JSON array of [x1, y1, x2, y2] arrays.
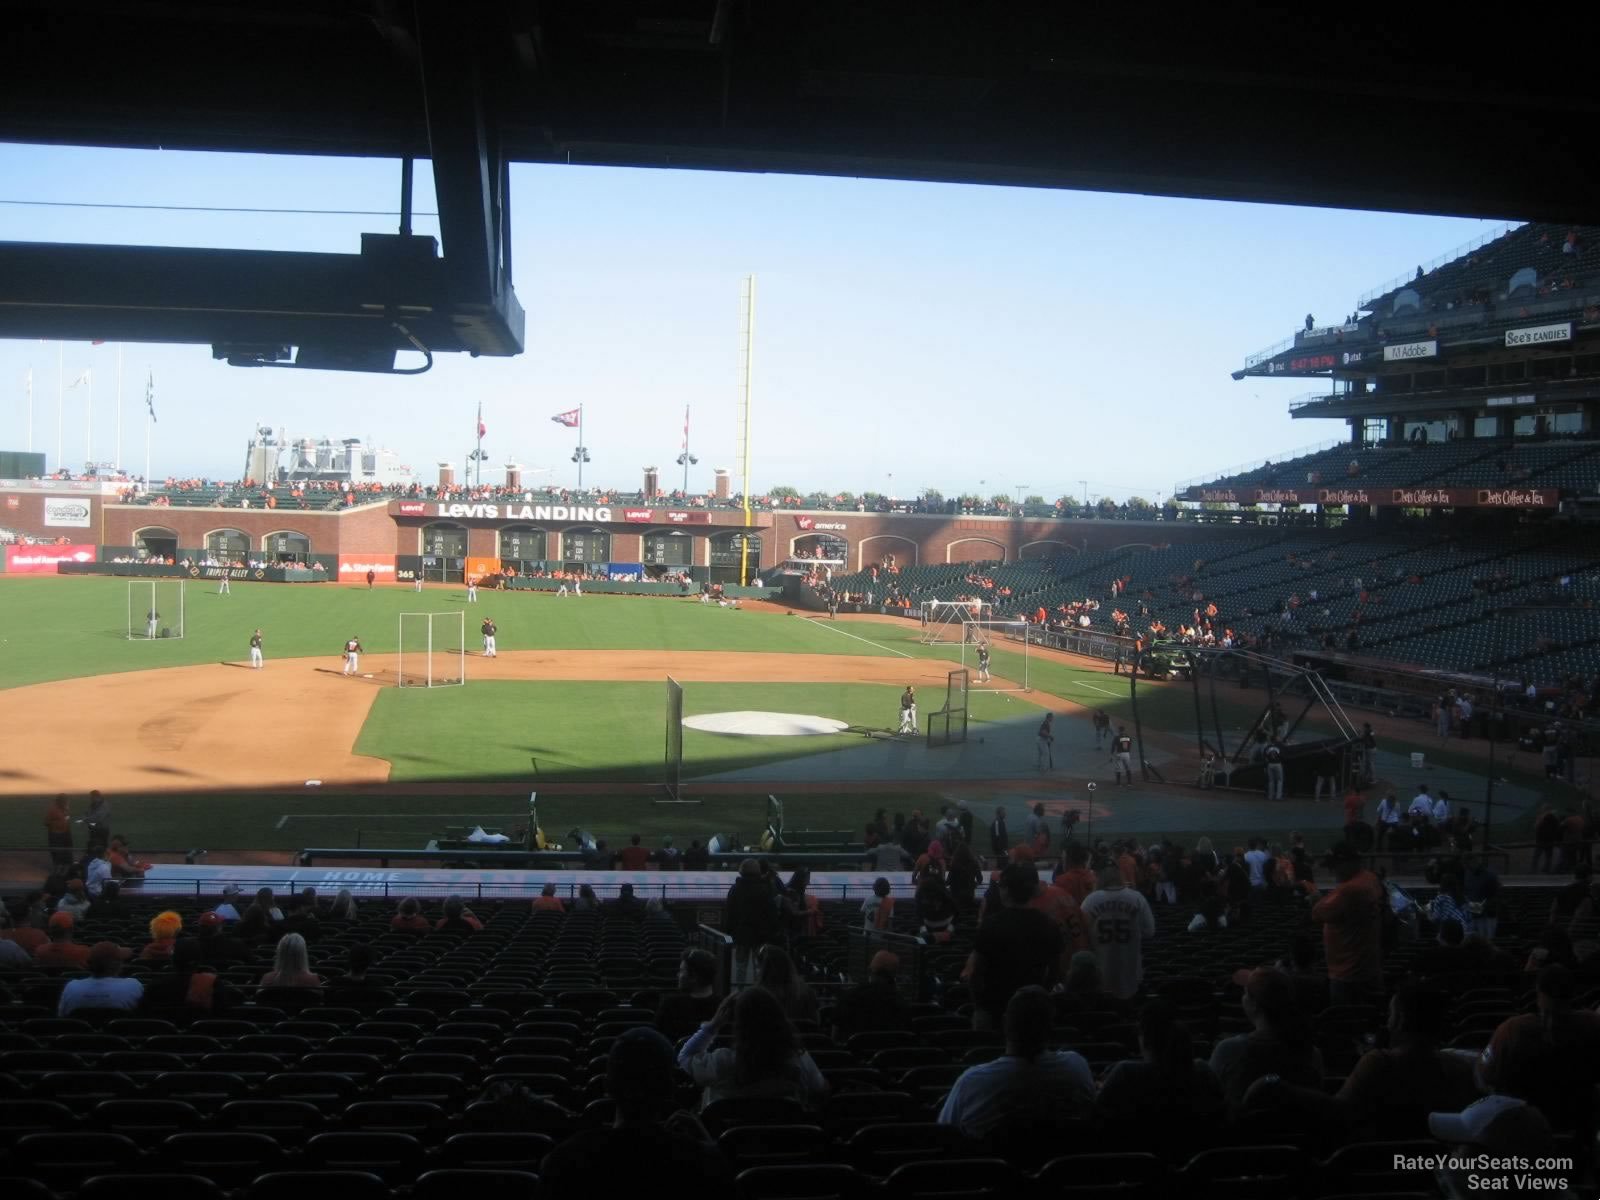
[[0, 143, 1504, 502]]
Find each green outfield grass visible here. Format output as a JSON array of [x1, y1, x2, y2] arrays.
[[356, 679, 1020, 782], [0, 577, 879, 688]]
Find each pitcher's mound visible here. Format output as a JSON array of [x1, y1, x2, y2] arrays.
[[683, 711, 849, 737]]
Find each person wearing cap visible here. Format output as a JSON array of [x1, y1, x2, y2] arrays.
[[542, 1026, 735, 1198], [969, 863, 1066, 1030], [1477, 964, 1600, 1138], [33, 912, 97, 970], [213, 883, 245, 922], [1208, 967, 1323, 1119], [0, 905, 47, 955], [82, 790, 111, 852], [532, 882, 567, 914], [107, 835, 151, 880], [1311, 842, 1385, 1007], [43, 793, 73, 867], [57, 942, 144, 1015], [54, 879, 91, 918], [1258, 979, 1478, 1138], [726, 859, 781, 985], [83, 844, 113, 899], [175, 911, 252, 969], [1098, 999, 1225, 1135], [938, 985, 1094, 1138], [832, 950, 911, 1041]]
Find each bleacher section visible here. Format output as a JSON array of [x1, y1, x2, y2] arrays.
[[834, 528, 1600, 685], [1185, 438, 1600, 497], [1365, 222, 1600, 314], [0, 884, 1587, 1198]]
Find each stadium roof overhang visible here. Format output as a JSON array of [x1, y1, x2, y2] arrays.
[[2, 2, 1598, 372]]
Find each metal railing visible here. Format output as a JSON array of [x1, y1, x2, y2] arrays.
[[1242, 334, 1296, 369], [1172, 438, 1347, 494], [1356, 221, 1524, 309]]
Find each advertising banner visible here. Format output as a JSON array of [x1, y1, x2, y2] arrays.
[[607, 562, 645, 581], [43, 497, 92, 528], [337, 553, 395, 579], [665, 511, 710, 524], [1186, 486, 1558, 509], [5, 544, 96, 574], [465, 556, 501, 582], [1383, 339, 1438, 362], [622, 509, 654, 523], [1504, 322, 1572, 348], [396, 501, 428, 515]]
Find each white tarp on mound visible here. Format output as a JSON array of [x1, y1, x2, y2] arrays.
[[683, 710, 849, 737]]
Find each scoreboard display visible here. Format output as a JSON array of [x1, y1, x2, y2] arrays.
[[564, 530, 609, 562], [643, 533, 693, 566]]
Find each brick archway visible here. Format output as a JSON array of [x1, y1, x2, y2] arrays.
[[857, 534, 918, 572], [945, 537, 1007, 564]]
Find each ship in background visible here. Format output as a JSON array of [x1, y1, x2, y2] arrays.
[[243, 426, 414, 487]]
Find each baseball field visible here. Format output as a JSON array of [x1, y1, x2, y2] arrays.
[[0, 575, 1557, 857]]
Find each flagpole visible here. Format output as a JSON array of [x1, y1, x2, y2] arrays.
[[145, 369, 154, 484], [577, 405, 585, 491], [85, 367, 93, 468], [475, 400, 483, 489], [116, 347, 123, 471], [56, 342, 64, 472], [25, 368, 33, 453]]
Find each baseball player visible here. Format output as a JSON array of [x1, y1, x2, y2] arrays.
[[1036, 712, 1055, 769], [1093, 709, 1111, 749], [827, 590, 840, 620], [146, 608, 160, 639], [413, 572, 423, 593], [897, 686, 917, 735], [218, 573, 231, 596], [342, 635, 363, 676], [365, 568, 375, 590], [467, 576, 478, 603], [976, 643, 991, 683], [557, 579, 570, 598], [573, 578, 582, 597], [249, 628, 264, 669], [1112, 726, 1134, 785], [481, 616, 497, 658]]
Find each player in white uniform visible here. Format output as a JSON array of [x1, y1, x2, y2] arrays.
[[342, 636, 363, 675], [218, 573, 231, 595], [146, 608, 160, 639], [1080, 863, 1156, 1000], [898, 686, 918, 734], [467, 576, 478, 603], [573, 579, 582, 597], [249, 628, 264, 669], [976, 643, 991, 683]]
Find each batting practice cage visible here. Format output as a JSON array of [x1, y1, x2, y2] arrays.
[[957, 618, 1034, 692], [397, 611, 465, 688], [127, 579, 185, 640], [927, 668, 970, 748], [918, 599, 992, 644], [659, 675, 694, 803]]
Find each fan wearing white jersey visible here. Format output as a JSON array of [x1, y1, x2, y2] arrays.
[[1079, 863, 1156, 1001]]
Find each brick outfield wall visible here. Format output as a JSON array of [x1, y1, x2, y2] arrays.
[[95, 503, 1221, 567], [0, 490, 107, 540]]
